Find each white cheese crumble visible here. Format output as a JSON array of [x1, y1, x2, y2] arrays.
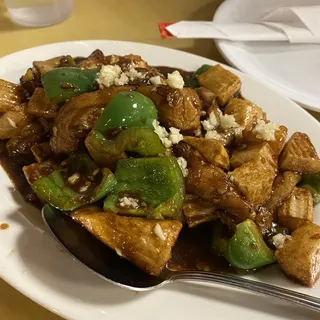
[[126, 67, 144, 81], [152, 120, 182, 148], [118, 196, 139, 209], [205, 130, 222, 140], [220, 114, 240, 130], [194, 128, 202, 137], [149, 75, 162, 85], [201, 111, 219, 131], [167, 70, 184, 89], [114, 72, 129, 86], [272, 233, 292, 249], [253, 119, 280, 141], [154, 223, 166, 240], [177, 156, 188, 177], [97, 65, 122, 87]]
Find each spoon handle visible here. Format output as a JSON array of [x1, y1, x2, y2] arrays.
[[170, 271, 320, 312]]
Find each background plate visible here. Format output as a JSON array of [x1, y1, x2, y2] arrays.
[[0, 40, 319, 320]]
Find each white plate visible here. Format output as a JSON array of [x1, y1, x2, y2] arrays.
[[213, 0, 320, 112], [0, 40, 319, 320]]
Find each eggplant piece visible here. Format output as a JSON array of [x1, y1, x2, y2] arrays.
[[6, 121, 48, 156], [279, 132, 320, 173], [186, 164, 256, 222], [196, 65, 241, 106], [50, 86, 135, 154], [33, 56, 64, 75], [0, 103, 33, 139], [137, 86, 201, 131], [277, 187, 313, 232], [275, 222, 320, 287], [183, 136, 230, 170], [183, 195, 218, 228], [23, 161, 57, 185], [0, 79, 25, 112], [27, 87, 58, 119], [229, 159, 276, 209], [20, 68, 42, 97], [264, 171, 301, 214], [255, 207, 273, 236], [71, 211, 182, 276], [31, 142, 55, 163]]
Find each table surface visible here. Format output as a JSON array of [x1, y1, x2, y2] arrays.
[[0, 0, 319, 319]]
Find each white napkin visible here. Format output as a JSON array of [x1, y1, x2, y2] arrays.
[[166, 6, 320, 43]]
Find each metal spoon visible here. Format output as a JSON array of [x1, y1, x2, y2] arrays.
[[42, 205, 320, 312]]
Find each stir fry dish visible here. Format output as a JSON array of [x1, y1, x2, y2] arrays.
[[1, 50, 320, 287]]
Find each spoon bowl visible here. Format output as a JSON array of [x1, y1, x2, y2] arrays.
[[42, 205, 320, 311]]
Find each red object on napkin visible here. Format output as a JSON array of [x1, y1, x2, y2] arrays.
[[158, 22, 175, 39]]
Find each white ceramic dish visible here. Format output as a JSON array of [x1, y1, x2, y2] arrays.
[[0, 40, 319, 320], [213, 0, 320, 112]]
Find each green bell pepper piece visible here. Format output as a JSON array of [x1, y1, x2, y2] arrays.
[[225, 219, 275, 270], [186, 64, 212, 88], [299, 172, 320, 204], [42, 67, 99, 103], [85, 127, 166, 167], [103, 157, 185, 219], [94, 91, 158, 134], [31, 153, 116, 211]]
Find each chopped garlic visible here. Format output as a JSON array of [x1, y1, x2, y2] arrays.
[[68, 173, 80, 184], [177, 156, 188, 177], [115, 247, 123, 257], [6, 117, 17, 128], [149, 75, 162, 85], [154, 223, 166, 240], [79, 182, 91, 193], [253, 119, 280, 141], [167, 70, 184, 89], [97, 65, 122, 87], [272, 233, 292, 249], [168, 127, 183, 144], [219, 114, 240, 130], [118, 196, 139, 209]]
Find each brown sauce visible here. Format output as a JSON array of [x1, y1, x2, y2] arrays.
[[0, 223, 9, 230]]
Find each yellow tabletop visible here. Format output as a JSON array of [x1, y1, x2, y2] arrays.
[[0, 0, 319, 319]]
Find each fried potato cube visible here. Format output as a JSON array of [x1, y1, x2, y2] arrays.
[[230, 142, 277, 169], [245, 124, 288, 156], [71, 211, 182, 276], [277, 187, 313, 232], [183, 136, 230, 170], [138, 86, 201, 131], [275, 223, 320, 287], [225, 98, 266, 134], [0, 79, 24, 113], [279, 132, 320, 173], [33, 56, 64, 74], [230, 160, 276, 208], [196, 65, 241, 106], [264, 171, 301, 213], [27, 88, 58, 119]]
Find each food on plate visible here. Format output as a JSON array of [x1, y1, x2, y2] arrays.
[[0, 50, 319, 286]]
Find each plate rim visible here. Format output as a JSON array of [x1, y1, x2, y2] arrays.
[[213, 0, 320, 112], [0, 39, 319, 320]]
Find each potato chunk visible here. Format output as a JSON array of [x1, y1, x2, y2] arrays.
[[277, 187, 313, 231], [230, 143, 277, 169], [137, 86, 201, 131], [279, 132, 320, 173], [230, 160, 276, 208], [225, 98, 265, 134], [275, 223, 320, 287], [71, 211, 182, 276], [33, 56, 64, 74], [196, 65, 241, 106], [264, 171, 301, 213], [0, 79, 24, 112], [183, 136, 230, 170]]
